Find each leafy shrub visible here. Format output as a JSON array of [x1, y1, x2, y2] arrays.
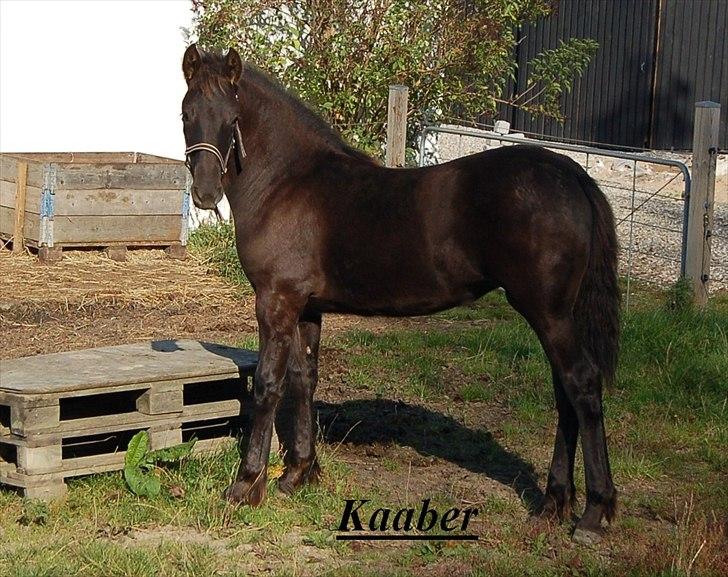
[[191, 0, 598, 157]]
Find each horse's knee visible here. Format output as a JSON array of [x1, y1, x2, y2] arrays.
[[253, 370, 284, 410]]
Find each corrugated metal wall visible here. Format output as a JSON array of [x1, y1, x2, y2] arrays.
[[498, 0, 727, 150], [650, 0, 728, 149]]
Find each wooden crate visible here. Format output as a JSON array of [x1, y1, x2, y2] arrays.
[[0, 152, 191, 261], [0, 340, 257, 499]]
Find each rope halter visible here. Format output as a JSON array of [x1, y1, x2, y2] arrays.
[[185, 121, 246, 175]]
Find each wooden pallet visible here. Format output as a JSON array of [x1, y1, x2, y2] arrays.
[[0, 340, 257, 499], [35, 242, 187, 264]]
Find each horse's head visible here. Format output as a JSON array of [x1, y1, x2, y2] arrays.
[[181, 44, 244, 210]]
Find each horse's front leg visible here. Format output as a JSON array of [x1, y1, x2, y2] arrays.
[[276, 312, 322, 494], [226, 291, 303, 506]]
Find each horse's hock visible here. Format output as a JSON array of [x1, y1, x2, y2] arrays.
[[0, 340, 258, 499], [0, 152, 191, 262]]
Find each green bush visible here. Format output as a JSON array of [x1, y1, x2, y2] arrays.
[[191, 0, 598, 157]]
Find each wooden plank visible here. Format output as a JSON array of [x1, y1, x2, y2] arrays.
[[685, 101, 720, 306], [52, 215, 183, 244], [137, 382, 184, 415], [51, 188, 184, 217], [1, 400, 242, 444], [23, 479, 68, 500], [51, 402, 241, 439], [149, 428, 183, 450], [0, 179, 42, 213], [2, 435, 237, 485], [12, 161, 28, 253], [62, 452, 126, 475], [55, 163, 187, 190], [0, 207, 40, 242], [17, 444, 62, 475], [0, 155, 47, 187], [11, 401, 60, 437], [4, 152, 179, 164], [7, 152, 136, 164], [0, 433, 61, 448], [0, 340, 257, 395], [59, 436, 235, 477], [134, 153, 181, 164]]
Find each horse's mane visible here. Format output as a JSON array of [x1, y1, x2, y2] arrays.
[[197, 50, 375, 164]]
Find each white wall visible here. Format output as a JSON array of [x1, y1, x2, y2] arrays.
[[0, 0, 193, 160]]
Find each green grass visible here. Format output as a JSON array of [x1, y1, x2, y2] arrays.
[[341, 290, 728, 452], [187, 222, 251, 292], [2, 283, 726, 576], [0, 443, 365, 577]]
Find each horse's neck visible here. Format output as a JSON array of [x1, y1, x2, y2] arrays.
[[238, 79, 323, 167], [228, 81, 332, 206]]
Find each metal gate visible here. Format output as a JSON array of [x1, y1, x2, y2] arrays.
[[419, 124, 695, 307]]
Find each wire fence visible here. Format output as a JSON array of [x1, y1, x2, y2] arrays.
[[418, 123, 727, 303]]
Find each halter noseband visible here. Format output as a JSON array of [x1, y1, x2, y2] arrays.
[[185, 121, 246, 175]]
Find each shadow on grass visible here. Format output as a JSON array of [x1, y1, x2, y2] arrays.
[[314, 398, 543, 514]]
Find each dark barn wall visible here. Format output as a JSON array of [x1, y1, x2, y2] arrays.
[[651, 0, 727, 149], [498, 0, 727, 150]]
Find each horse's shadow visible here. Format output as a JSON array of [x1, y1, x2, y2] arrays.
[[167, 338, 544, 513], [313, 398, 544, 514]]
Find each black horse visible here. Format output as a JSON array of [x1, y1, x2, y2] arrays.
[[181, 45, 620, 544]]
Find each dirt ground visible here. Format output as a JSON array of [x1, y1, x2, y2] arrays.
[[0, 248, 518, 504], [1, 247, 726, 577], [0, 250, 541, 495]]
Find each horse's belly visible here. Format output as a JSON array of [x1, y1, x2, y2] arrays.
[[310, 266, 495, 317]]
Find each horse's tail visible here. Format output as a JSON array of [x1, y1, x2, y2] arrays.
[[575, 172, 621, 387]]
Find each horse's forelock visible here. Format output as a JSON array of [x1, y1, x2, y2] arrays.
[[189, 51, 234, 99]]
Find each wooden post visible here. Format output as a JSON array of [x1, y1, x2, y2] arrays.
[[685, 101, 720, 306], [385, 85, 408, 168], [12, 161, 28, 254]]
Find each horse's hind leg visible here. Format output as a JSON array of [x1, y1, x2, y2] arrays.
[[532, 313, 616, 541], [276, 312, 322, 494], [505, 289, 615, 541], [542, 368, 579, 521]]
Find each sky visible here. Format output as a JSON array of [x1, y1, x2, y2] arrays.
[[0, 0, 194, 160]]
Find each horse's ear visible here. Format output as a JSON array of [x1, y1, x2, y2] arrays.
[[183, 44, 201, 83], [226, 48, 243, 86]]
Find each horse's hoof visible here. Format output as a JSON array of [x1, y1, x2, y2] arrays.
[[224, 478, 267, 507], [572, 527, 603, 545], [277, 475, 298, 495], [277, 461, 321, 495], [540, 488, 577, 522], [538, 499, 562, 522]]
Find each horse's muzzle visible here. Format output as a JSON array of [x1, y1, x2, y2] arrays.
[[191, 185, 223, 210]]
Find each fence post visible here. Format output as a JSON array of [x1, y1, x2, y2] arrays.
[[12, 161, 28, 255], [386, 85, 408, 167], [685, 101, 720, 306]]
